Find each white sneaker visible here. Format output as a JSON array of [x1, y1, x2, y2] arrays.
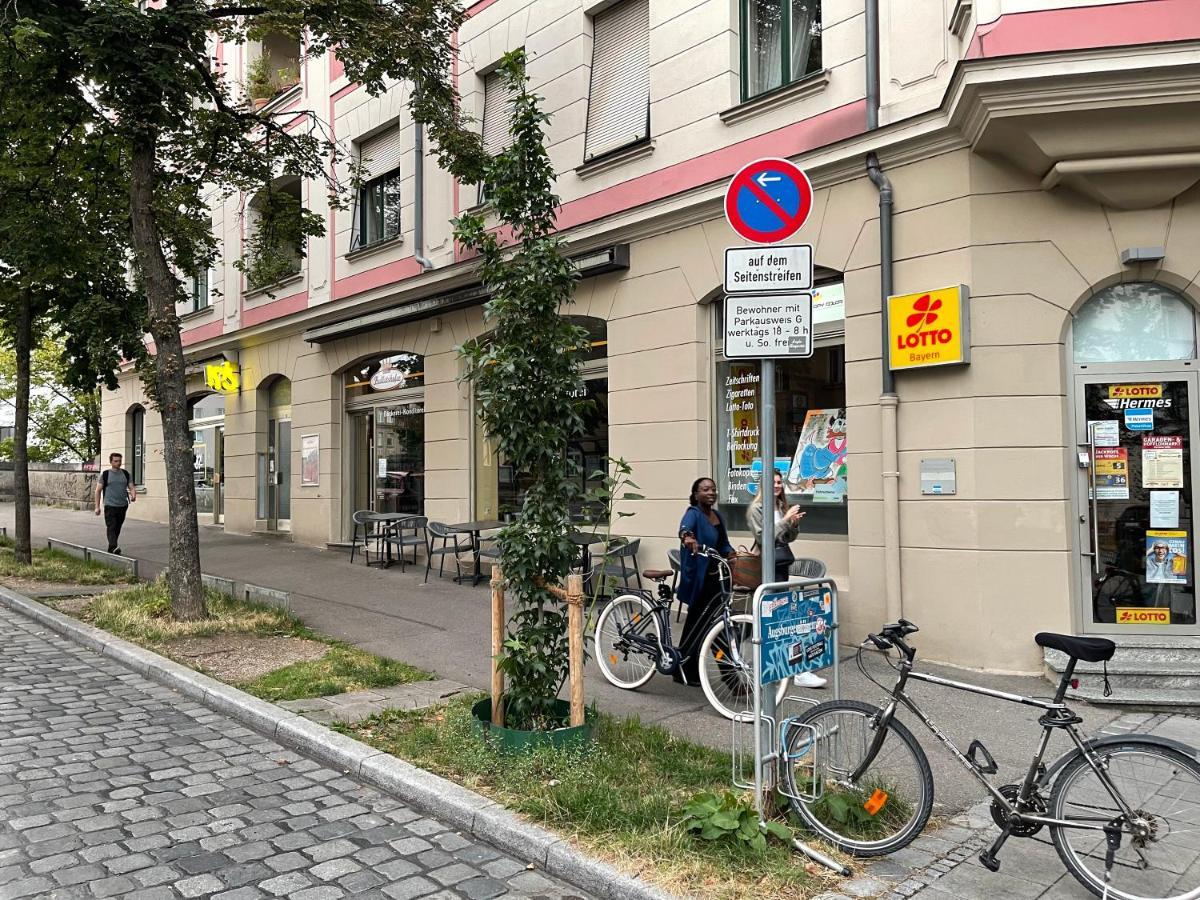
[[793, 672, 827, 689]]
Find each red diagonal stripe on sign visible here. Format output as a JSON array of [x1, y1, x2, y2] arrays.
[[741, 175, 797, 230]]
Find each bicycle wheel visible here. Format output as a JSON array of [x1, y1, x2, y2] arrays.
[[1050, 741, 1200, 900], [697, 613, 787, 720], [783, 699, 934, 857], [594, 594, 661, 690]]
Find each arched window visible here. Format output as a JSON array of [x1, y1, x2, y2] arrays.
[[126, 406, 145, 486], [344, 352, 425, 399], [1073, 283, 1196, 363]]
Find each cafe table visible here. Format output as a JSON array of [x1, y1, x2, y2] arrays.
[[448, 519, 506, 585]]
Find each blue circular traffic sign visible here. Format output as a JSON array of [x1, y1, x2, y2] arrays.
[[724, 157, 814, 244]]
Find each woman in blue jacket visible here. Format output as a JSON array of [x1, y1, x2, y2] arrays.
[[675, 477, 736, 684]]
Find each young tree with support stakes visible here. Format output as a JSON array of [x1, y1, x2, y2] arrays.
[[25, 0, 487, 619]]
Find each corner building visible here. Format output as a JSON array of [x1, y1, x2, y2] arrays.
[[103, 0, 1200, 677]]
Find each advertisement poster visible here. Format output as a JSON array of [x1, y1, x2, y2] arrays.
[[758, 585, 835, 685], [192, 444, 206, 483], [788, 408, 847, 500], [1145, 530, 1189, 585], [1150, 491, 1180, 529], [726, 365, 759, 468], [1143, 435, 1184, 489], [1088, 420, 1119, 448], [1094, 447, 1129, 500], [300, 434, 320, 487]]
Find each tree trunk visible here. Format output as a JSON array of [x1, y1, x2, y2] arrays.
[[85, 390, 101, 460], [129, 135, 206, 621], [12, 292, 32, 565]]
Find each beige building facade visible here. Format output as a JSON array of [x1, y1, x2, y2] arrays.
[[104, 0, 1200, 673]]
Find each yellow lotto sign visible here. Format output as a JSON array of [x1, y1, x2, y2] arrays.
[[204, 360, 240, 393], [1116, 607, 1171, 625], [1108, 384, 1162, 399], [888, 285, 970, 371]]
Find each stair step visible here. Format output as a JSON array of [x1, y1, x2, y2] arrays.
[[1044, 649, 1200, 677], [1065, 684, 1200, 712]]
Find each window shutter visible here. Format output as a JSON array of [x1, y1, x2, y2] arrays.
[[585, 0, 650, 161], [481, 71, 515, 156], [359, 126, 402, 181]]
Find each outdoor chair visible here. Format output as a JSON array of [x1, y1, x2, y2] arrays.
[[667, 548, 684, 621], [477, 536, 502, 579], [789, 557, 828, 580], [593, 538, 642, 597], [385, 515, 427, 572], [424, 521, 471, 584], [349, 510, 389, 566]]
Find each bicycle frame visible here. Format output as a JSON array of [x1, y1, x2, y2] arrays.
[[859, 646, 1143, 837]]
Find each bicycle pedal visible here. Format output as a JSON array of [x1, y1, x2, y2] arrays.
[[967, 739, 999, 775], [978, 851, 1000, 872]]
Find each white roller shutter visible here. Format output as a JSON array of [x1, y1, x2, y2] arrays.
[[585, 0, 650, 161], [481, 72, 515, 156], [359, 126, 402, 180]]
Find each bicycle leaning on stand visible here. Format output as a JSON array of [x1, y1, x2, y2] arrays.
[[593, 547, 787, 720], [780, 620, 1200, 900]]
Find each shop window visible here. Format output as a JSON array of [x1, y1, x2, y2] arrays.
[[584, 0, 650, 162], [344, 352, 425, 398], [1073, 282, 1196, 363], [715, 289, 845, 535], [742, 0, 822, 101], [352, 127, 402, 251], [188, 393, 225, 421], [126, 406, 145, 486]]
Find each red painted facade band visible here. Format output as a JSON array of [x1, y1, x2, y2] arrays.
[[242, 289, 310, 328], [180, 319, 225, 348], [333, 256, 426, 301]]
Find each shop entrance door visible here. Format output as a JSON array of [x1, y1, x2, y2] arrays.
[[266, 417, 291, 531], [1076, 374, 1199, 632], [213, 427, 224, 524]]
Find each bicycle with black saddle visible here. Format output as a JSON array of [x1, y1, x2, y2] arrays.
[[781, 620, 1200, 900]]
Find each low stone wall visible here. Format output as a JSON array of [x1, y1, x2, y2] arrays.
[[0, 463, 98, 511]]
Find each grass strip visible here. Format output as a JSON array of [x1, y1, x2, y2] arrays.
[[240, 645, 430, 701], [0, 538, 136, 585], [339, 697, 832, 900]]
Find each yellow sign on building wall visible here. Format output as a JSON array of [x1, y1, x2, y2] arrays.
[[887, 285, 970, 371], [204, 360, 240, 393]]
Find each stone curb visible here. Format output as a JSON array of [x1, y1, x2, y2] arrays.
[[0, 584, 680, 900]]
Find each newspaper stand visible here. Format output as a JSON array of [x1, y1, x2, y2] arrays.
[[731, 577, 850, 876]]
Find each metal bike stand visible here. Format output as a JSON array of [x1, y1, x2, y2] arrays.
[[734, 577, 849, 876]]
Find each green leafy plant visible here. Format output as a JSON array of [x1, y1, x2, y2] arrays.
[[681, 791, 792, 853], [238, 188, 320, 289], [456, 50, 585, 733]]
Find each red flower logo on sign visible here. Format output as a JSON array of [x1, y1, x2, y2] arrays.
[[906, 294, 942, 329]]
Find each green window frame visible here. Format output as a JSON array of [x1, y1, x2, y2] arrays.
[[740, 0, 823, 102]]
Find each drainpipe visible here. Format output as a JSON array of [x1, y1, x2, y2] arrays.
[[867, 151, 902, 623], [865, 0, 880, 129], [413, 119, 434, 272]]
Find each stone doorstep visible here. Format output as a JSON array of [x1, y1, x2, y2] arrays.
[[278, 679, 470, 723]]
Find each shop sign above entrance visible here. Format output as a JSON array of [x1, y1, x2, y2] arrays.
[[724, 245, 813, 294], [369, 369, 410, 391], [724, 157, 814, 244], [887, 285, 971, 371], [724, 294, 813, 359]]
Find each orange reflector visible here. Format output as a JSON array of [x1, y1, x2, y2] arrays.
[[632, 614, 641, 623], [864, 789, 888, 816], [609, 654, 618, 665], [715, 649, 725, 661]]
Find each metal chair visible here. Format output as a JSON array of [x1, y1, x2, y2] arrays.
[[593, 538, 642, 596], [385, 515, 427, 572], [789, 557, 828, 579], [477, 535, 502, 578], [667, 548, 684, 621], [349, 510, 388, 566], [424, 522, 471, 584]]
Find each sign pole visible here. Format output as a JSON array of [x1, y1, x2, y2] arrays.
[[759, 358, 776, 798]]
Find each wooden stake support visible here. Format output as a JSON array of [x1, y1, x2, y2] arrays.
[[565, 573, 585, 727], [490, 564, 505, 727]]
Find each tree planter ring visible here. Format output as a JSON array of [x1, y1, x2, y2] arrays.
[[471, 698, 595, 752]]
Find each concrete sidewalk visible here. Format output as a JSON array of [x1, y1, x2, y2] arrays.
[[3, 503, 1125, 818]]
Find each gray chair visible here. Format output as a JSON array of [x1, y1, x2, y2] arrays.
[[424, 522, 471, 584], [594, 538, 642, 596], [386, 515, 427, 572], [789, 557, 828, 579], [350, 510, 388, 566]]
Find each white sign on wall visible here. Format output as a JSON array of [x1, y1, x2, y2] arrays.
[[724, 294, 813, 359], [724, 245, 813, 294]]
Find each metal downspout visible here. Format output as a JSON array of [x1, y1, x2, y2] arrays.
[[867, 152, 902, 622], [413, 119, 434, 272], [865, 0, 880, 130]]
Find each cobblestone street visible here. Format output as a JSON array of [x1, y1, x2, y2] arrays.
[[0, 606, 589, 900]]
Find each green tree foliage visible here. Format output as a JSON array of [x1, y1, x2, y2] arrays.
[[456, 52, 587, 732]]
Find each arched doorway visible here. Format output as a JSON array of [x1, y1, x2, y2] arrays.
[[257, 376, 293, 531], [1072, 282, 1198, 632], [188, 393, 226, 524]]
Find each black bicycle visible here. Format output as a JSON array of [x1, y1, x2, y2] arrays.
[[781, 620, 1200, 900], [592, 547, 786, 720]]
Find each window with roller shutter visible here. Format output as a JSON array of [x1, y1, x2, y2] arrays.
[[354, 127, 402, 250], [477, 70, 516, 205], [584, 0, 650, 162]]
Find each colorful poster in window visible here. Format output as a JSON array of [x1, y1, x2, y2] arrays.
[[1093, 447, 1129, 500], [300, 434, 319, 487], [788, 408, 847, 500], [1142, 435, 1184, 489], [725, 364, 760, 468], [1145, 530, 1189, 584]]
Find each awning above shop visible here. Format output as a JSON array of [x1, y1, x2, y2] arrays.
[[302, 244, 629, 345]]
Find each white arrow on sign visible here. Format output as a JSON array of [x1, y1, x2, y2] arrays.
[[755, 173, 782, 188]]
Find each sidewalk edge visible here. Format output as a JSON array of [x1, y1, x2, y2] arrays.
[[0, 585, 681, 900]]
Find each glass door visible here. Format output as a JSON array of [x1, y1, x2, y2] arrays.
[[266, 417, 292, 530], [373, 404, 424, 516], [1076, 374, 1199, 631], [213, 426, 224, 524]]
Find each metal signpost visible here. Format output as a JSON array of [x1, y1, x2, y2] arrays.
[[724, 159, 846, 874]]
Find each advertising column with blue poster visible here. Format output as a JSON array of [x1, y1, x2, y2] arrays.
[[758, 583, 835, 685]]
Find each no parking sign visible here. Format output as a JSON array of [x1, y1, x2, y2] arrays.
[[724, 157, 814, 244]]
